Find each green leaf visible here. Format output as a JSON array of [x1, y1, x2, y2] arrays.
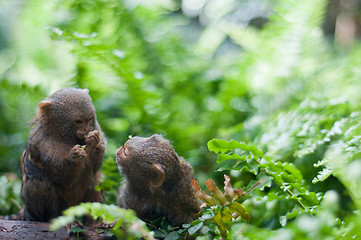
[[182, 223, 191, 228], [71, 227, 87, 233], [50, 215, 75, 231], [165, 231, 182, 240], [246, 158, 260, 174], [281, 162, 303, 182], [188, 222, 203, 235], [220, 207, 233, 222], [228, 202, 248, 222], [199, 211, 215, 221], [212, 213, 228, 238], [208, 139, 249, 153], [217, 164, 236, 172], [257, 173, 273, 190], [299, 192, 319, 206], [267, 192, 286, 201], [217, 153, 245, 163], [312, 167, 332, 183], [249, 145, 263, 157]]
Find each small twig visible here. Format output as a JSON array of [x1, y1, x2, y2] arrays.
[[245, 180, 261, 195], [145, 222, 166, 234], [10, 198, 22, 210], [254, 157, 262, 164], [281, 183, 313, 216]]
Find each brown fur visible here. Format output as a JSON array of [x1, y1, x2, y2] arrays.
[[116, 134, 200, 226], [21, 88, 106, 222]]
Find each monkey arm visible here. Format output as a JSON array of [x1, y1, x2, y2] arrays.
[[85, 129, 106, 172], [28, 141, 86, 187]]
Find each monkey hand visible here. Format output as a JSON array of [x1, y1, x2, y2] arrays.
[[70, 145, 86, 168], [85, 130, 101, 154]]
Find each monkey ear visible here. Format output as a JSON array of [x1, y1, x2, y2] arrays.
[[150, 163, 165, 188], [38, 100, 52, 109], [38, 100, 52, 120]]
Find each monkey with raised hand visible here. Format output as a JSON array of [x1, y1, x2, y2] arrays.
[[116, 134, 200, 226], [21, 88, 106, 222]]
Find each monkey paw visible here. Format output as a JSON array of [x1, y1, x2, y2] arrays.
[[85, 130, 101, 153], [70, 145, 86, 167]]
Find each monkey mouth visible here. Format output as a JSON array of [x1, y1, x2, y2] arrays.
[[76, 133, 85, 140], [76, 130, 89, 140], [116, 146, 127, 166]]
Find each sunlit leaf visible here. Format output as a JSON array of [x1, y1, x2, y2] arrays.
[[220, 207, 233, 222], [217, 153, 246, 163], [212, 213, 228, 238], [188, 222, 203, 235], [228, 202, 248, 222], [208, 139, 249, 153]]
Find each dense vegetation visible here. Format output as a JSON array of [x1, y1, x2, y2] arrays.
[[1, 0, 361, 239]]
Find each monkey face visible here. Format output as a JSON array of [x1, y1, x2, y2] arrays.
[[116, 145, 129, 167], [116, 135, 176, 168], [116, 135, 169, 188], [116, 136, 145, 165], [73, 117, 95, 140], [115, 136, 152, 168], [37, 88, 97, 141]]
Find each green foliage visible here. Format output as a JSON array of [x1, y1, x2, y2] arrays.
[[1, 0, 361, 239], [311, 111, 361, 206], [0, 174, 21, 216], [97, 157, 123, 204], [208, 139, 319, 228], [50, 202, 154, 240], [191, 176, 249, 238]]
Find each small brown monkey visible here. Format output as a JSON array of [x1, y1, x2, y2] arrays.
[[116, 134, 200, 226], [21, 88, 106, 222]]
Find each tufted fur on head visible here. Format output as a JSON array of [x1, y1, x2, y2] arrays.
[[33, 88, 97, 143]]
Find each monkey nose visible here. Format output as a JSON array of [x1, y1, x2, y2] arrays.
[[116, 146, 126, 159], [116, 148, 121, 158], [116, 146, 127, 166]]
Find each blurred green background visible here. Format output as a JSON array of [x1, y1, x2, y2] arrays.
[[1, 0, 361, 237]]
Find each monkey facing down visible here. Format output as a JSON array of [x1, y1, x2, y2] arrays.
[[21, 88, 106, 222], [116, 134, 200, 226]]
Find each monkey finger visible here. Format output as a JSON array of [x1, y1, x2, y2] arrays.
[[71, 145, 86, 158], [90, 131, 100, 142], [85, 138, 96, 147], [86, 134, 100, 146], [71, 152, 85, 158], [94, 133, 101, 143]]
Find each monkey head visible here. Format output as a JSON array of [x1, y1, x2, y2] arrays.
[[116, 134, 180, 190], [36, 88, 97, 142]]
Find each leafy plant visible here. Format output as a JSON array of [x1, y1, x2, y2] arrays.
[[50, 202, 154, 240], [0, 173, 22, 216], [190, 175, 250, 238], [311, 111, 361, 206], [1, 0, 361, 239], [208, 139, 320, 227]]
